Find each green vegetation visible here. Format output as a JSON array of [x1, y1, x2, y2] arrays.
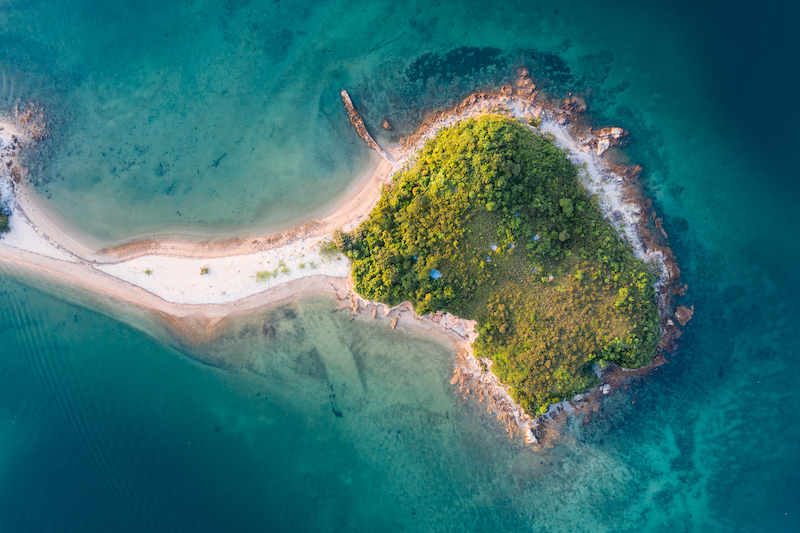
[[144, 269, 153, 276], [337, 114, 659, 415], [200, 266, 210, 275], [255, 260, 288, 283], [319, 240, 341, 262], [0, 191, 8, 234]]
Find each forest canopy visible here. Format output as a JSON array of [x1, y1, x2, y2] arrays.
[[336, 114, 659, 415]]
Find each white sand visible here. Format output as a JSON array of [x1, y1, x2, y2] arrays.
[[2, 208, 79, 262], [95, 238, 349, 305]]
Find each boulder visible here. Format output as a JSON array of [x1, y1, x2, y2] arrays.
[[596, 138, 611, 156], [561, 94, 587, 114], [516, 76, 534, 88], [588, 126, 630, 156], [595, 126, 628, 140], [381, 117, 393, 131], [675, 305, 694, 326]]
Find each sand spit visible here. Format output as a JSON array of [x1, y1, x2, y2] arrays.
[[0, 80, 685, 448]]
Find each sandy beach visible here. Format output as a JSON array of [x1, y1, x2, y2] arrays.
[[0, 114, 398, 335]]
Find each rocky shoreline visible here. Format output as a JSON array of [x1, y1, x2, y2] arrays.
[[340, 70, 688, 448]]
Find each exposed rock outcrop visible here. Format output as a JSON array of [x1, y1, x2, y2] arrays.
[[561, 94, 587, 114], [675, 305, 694, 326], [586, 126, 629, 156]]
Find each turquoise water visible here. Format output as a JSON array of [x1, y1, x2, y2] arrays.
[[2, 0, 800, 531]]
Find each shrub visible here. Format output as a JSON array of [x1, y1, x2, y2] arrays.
[[319, 240, 340, 262], [332, 230, 353, 252]]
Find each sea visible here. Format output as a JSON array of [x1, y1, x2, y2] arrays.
[[1, 0, 799, 531]]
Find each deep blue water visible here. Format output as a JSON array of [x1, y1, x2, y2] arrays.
[[1, 0, 800, 531]]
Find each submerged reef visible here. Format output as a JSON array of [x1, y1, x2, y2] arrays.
[[337, 114, 660, 416]]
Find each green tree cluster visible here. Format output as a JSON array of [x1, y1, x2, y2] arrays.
[[340, 115, 659, 415]]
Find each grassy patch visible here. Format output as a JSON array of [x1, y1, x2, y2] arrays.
[[255, 260, 288, 283], [255, 270, 272, 283], [339, 114, 659, 415]]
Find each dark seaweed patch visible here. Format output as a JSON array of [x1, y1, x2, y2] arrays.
[[406, 46, 504, 83], [329, 385, 343, 418], [516, 49, 575, 90]]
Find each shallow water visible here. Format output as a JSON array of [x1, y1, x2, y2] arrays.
[[2, 0, 800, 531]]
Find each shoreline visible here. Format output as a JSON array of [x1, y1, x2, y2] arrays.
[[0, 81, 686, 447]]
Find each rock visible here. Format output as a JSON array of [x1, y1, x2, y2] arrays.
[[588, 126, 630, 156], [596, 138, 611, 156], [561, 94, 587, 114], [675, 305, 694, 326], [391, 316, 399, 329], [514, 86, 537, 98], [516, 76, 534, 88], [615, 164, 643, 180], [500, 84, 513, 95], [514, 66, 530, 76], [601, 384, 611, 395], [595, 126, 628, 140], [381, 117, 393, 131]]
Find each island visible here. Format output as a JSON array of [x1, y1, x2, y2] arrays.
[[335, 114, 659, 416], [0, 71, 687, 447]]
